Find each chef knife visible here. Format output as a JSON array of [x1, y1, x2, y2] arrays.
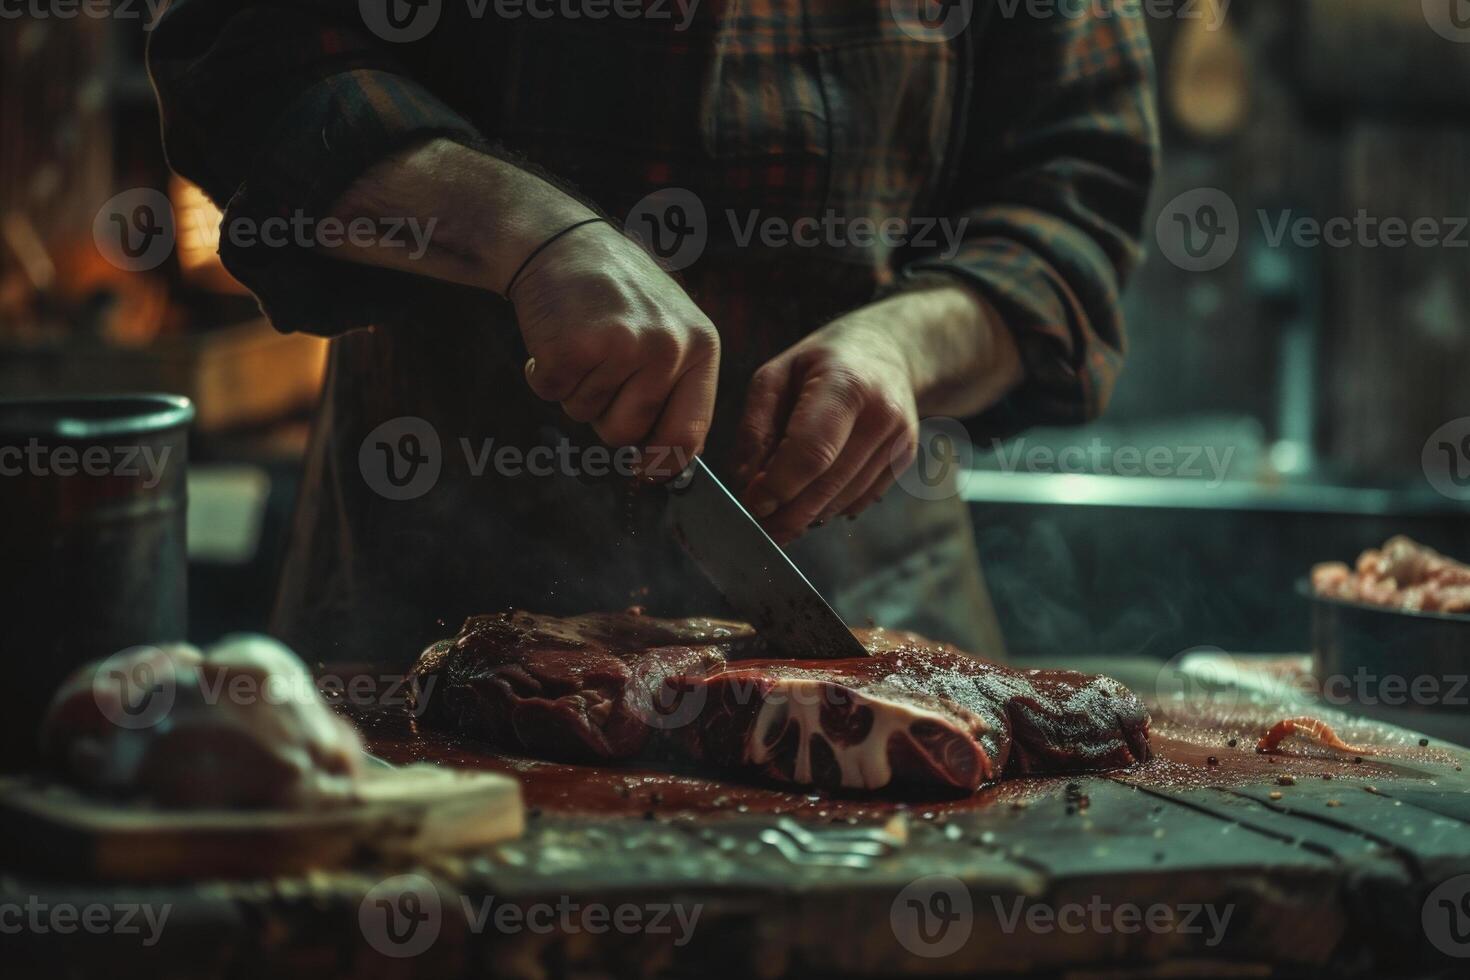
[[666, 457, 869, 660]]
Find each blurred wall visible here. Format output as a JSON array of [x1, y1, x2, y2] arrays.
[[1114, 0, 1470, 482]]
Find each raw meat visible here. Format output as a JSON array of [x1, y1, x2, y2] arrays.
[[410, 611, 748, 761], [1312, 536, 1470, 614], [408, 610, 1151, 794], [42, 636, 365, 809]]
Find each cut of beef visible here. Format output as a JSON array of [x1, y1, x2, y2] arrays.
[[409, 610, 1151, 794], [410, 611, 751, 761], [688, 642, 1152, 791]]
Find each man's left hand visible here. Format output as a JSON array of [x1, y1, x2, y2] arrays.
[[731, 280, 1023, 544], [731, 305, 920, 545]]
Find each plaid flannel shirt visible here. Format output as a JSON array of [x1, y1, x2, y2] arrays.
[[149, 0, 1158, 428]]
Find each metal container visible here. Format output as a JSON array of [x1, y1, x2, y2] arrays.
[[0, 394, 194, 770], [1300, 579, 1470, 716]]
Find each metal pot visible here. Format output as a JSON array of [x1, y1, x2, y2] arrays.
[[0, 394, 194, 770], [1300, 578, 1470, 716]]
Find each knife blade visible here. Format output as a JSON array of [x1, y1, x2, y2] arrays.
[[665, 457, 868, 660]]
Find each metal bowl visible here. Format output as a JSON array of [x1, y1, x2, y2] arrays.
[[1298, 578, 1470, 714]]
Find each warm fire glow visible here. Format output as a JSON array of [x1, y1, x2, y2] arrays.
[[172, 175, 247, 293]]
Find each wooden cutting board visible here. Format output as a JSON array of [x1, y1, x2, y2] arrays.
[[0, 764, 522, 882]]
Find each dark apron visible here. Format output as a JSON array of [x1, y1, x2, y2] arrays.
[[271, 6, 1005, 666]]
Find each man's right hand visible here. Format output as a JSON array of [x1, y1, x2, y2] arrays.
[[327, 139, 718, 475], [509, 220, 719, 476]]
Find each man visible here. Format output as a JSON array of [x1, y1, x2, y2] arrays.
[[148, 1, 1157, 663]]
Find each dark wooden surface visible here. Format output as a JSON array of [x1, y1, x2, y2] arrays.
[[4, 656, 1470, 979]]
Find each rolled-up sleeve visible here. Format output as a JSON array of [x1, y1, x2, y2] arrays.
[[901, 3, 1159, 428], [148, 0, 487, 335]]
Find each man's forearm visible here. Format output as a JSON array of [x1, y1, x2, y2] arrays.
[[882, 279, 1025, 419], [326, 138, 598, 295]]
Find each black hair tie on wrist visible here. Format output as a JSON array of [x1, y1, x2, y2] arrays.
[[504, 217, 608, 298]]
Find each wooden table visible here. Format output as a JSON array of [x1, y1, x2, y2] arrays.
[[5, 656, 1470, 979]]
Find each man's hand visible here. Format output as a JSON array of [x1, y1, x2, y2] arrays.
[[732, 281, 1023, 544], [732, 309, 921, 544], [327, 139, 719, 475], [511, 221, 719, 475]]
